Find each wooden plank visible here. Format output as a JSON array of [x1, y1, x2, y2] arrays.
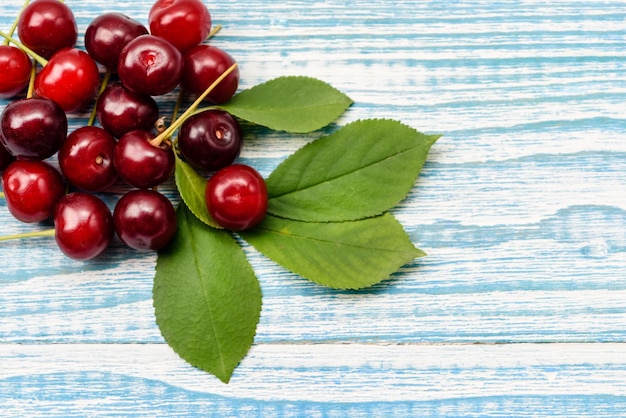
[[1, 343, 626, 416], [1, 257, 626, 342]]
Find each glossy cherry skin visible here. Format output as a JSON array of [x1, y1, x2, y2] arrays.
[[117, 35, 182, 96], [113, 189, 177, 251], [178, 110, 242, 171], [205, 164, 268, 231], [0, 46, 33, 99], [113, 130, 175, 189], [0, 97, 68, 160], [54, 192, 114, 261], [85, 12, 148, 70], [58, 126, 118, 192], [149, 0, 211, 53], [17, 0, 77, 59], [181, 45, 239, 104], [2, 160, 65, 223], [96, 82, 159, 138], [34, 48, 100, 113]]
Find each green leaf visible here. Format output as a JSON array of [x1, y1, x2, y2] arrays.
[[154, 203, 262, 383], [265, 119, 440, 222], [219, 76, 353, 133], [240, 213, 425, 290], [174, 156, 221, 229]]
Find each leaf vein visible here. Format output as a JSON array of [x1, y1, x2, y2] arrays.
[[253, 224, 417, 256], [188, 217, 228, 376], [269, 145, 418, 200]]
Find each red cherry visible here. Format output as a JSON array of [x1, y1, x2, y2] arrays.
[[117, 34, 182, 96], [0, 46, 33, 99], [17, 0, 78, 59], [113, 189, 177, 251], [205, 164, 268, 231], [84, 12, 149, 70], [34, 48, 100, 112], [95, 82, 159, 138], [149, 0, 211, 53], [54, 192, 114, 261], [178, 109, 243, 171], [181, 45, 239, 104], [113, 130, 175, 189], [2, 160, 65, 223], [58, 126, 118, 192], [0, 97, 68, 161]]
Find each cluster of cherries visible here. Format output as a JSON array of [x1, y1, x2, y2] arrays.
[[0, 0, 268, 260]]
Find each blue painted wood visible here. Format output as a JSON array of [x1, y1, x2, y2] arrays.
[[1, 0, 626, 416]]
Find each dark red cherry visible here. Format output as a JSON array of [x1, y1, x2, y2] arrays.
[[54, 192, 114, 261], [0, 45, 33, 99], [95, 82, 159, 138], [178, 109, 242, 171], [149, 0, 211, 53], [0, 97, 68, 160], [17, 0, 78, 59], [84, 12, 149, 70], [181, 45, 239, 104], [113, 189, 177, 251], [113, 130, 175, 189], [2, 160, 65, 223], [205, 164, 268, 231], [58, 126, 118, 192], [34, 48, 100, 112], [117, 34, 182, 96]]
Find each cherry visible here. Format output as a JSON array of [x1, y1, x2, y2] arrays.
[[54, 192, 114, 261], [181, 45, 239, 104], [113, 189, 177, 251], [1, 160, 65, 223], [205, 164, 268, 231], [148, 0, 211, 53], [0, 45, 32, 99], [58, 126, 118, 192], [84, 12, 149, 71], [0, 97, 68, 160], [113, 130, 175, 189], [117, 34, 182, 96], [95, 82, 159, 138], [178, 109, 242, 171], [34, 48, 101, 112], [17, 0, 77, 60]]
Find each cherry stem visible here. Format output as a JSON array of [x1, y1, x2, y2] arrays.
[[172, 89, 184, 125], [148, 62, 238, 147], [26, 58, 36, 98], [2, 0, 31, 46], [0, 30, 48, 67], [0, 228, 55, 243], [87, 68, 112, 126], [168, 90, 186, 146], [207, 24, 222, 40]]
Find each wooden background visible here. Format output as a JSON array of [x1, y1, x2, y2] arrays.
[[2, 0, 626, 416]]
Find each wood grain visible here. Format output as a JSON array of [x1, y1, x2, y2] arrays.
[[1, 0, 625, 415], [2, 343, 626, 416]]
